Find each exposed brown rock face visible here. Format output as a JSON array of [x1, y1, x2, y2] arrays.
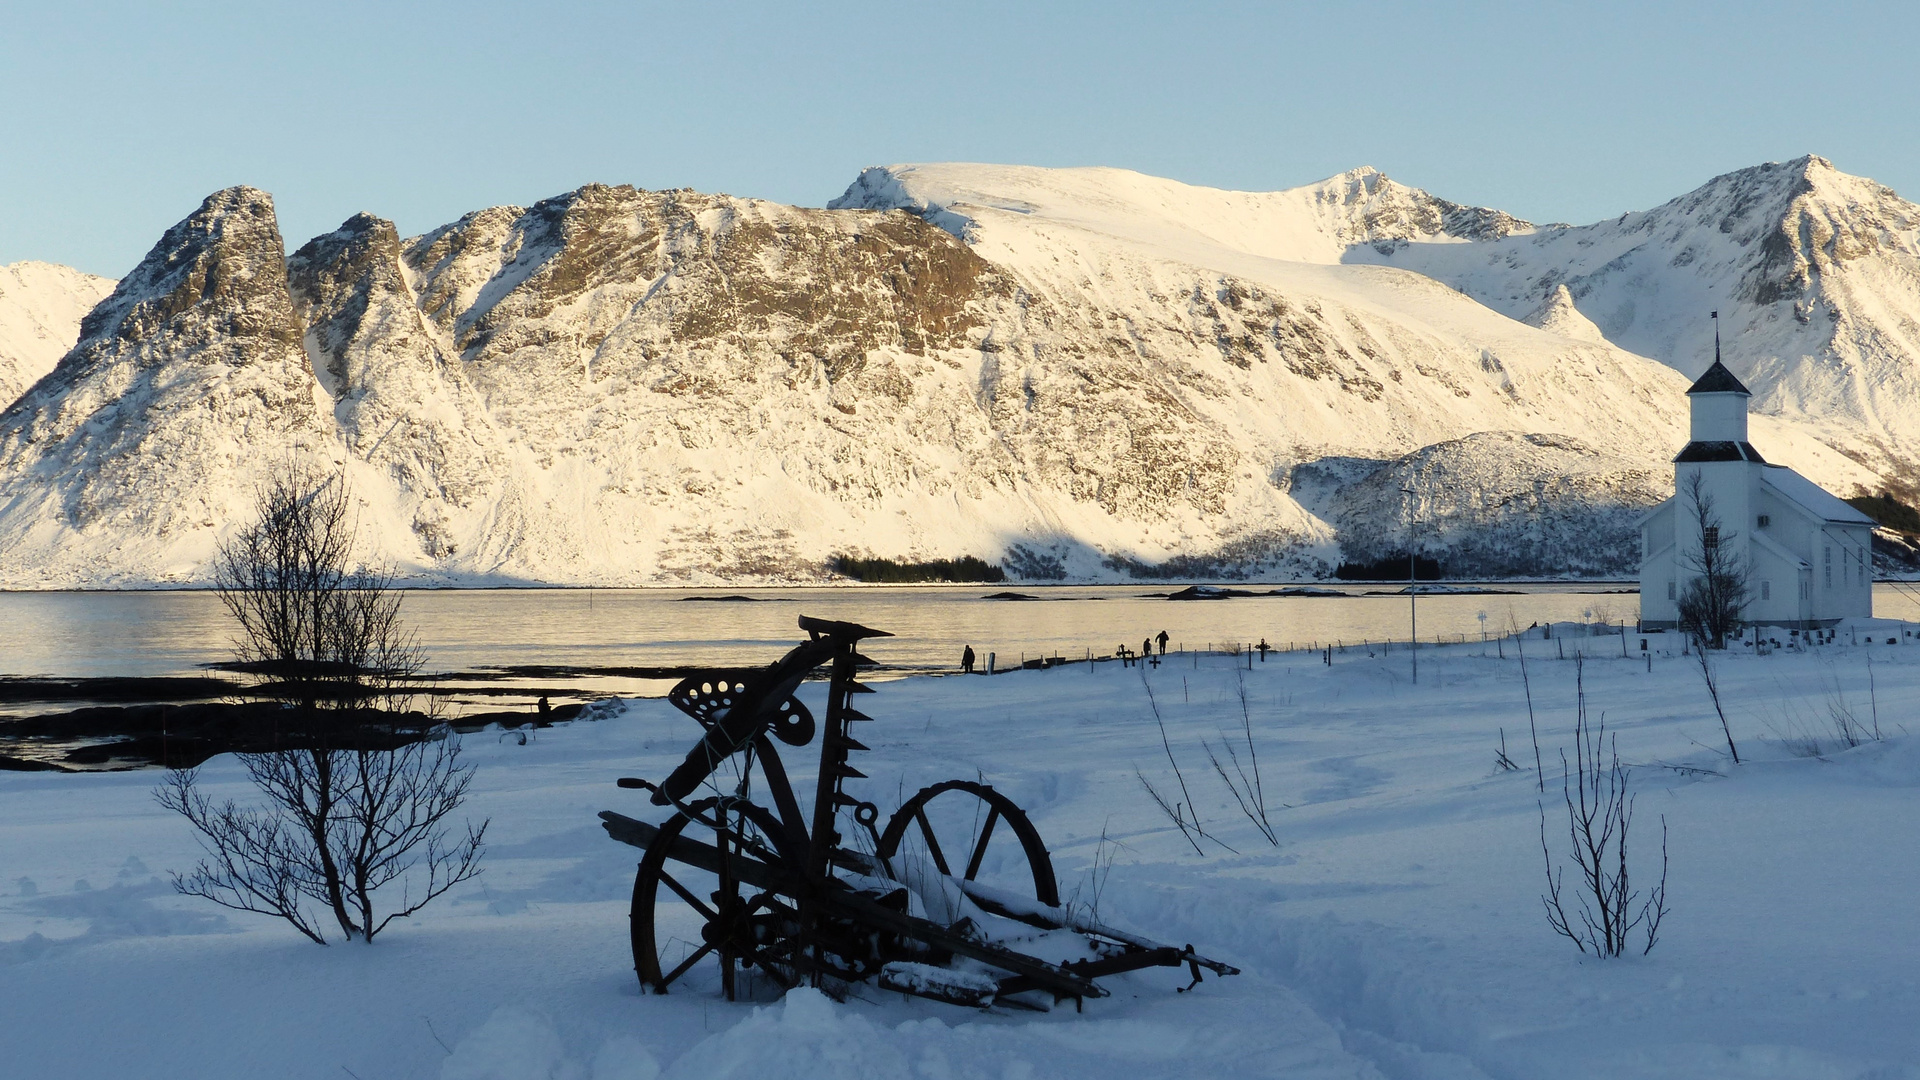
[[0, 187, 329, 551], [288, 213, 504, 557], [1744, 158, 1918, 306]]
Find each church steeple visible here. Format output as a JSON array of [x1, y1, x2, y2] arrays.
[[1688, 311, 1751, 396], [1675, 311, 1763, 462]]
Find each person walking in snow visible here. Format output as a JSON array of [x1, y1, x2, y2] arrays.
[[1156, 629, 1170, 656], [961, 645, 976, 674]]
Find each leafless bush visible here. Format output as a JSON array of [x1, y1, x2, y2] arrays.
[[158, 463, 486, 943], [1676, 473, 1750, 651], [1539, 660, 1668, 957], [1136, 670, 1233, 855], [1510, 615, 1544, 791], [1767, 659, 1892, 757], [1824, 659, 1885, 749], [158, 738, 486, 944], [1062, 824, 1121, 925], [1217, 640, 1243, 657], [1205, 670, 1279, 845]]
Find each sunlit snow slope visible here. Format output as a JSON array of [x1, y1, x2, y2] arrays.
[[0, 262, 115, 408]]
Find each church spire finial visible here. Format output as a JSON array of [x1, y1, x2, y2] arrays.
[[1711, 310, 1720, 364]]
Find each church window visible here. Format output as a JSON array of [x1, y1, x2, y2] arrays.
[[1703, 526, 1720, 551], [1667, 580, 1676, 600], [1760, 580, 1771, 601], [1824, 546, 1832, 588], [1757, 514, 1770, 528]]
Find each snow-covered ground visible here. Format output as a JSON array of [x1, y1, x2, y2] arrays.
[[4, 624, 1919, 1079]]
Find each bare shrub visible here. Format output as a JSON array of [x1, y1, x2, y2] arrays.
[[1205, 669, 1279, 845], [1135, 670, 1233, 855], [157, 464, 486, 943], [1510, 615, 1545, 791], [1062, 825, 1121, 924], [1539, 659, 1669, 957], [159, 738, 486, 944]]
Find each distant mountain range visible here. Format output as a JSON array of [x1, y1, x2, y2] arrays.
[[0, 156, 1909, 586]]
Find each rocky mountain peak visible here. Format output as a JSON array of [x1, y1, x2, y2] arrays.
[[76, 186, 300, 362], [0, 187, 330, 567], [1307, 167, 1533, 248], [288, 212, 410, 394]]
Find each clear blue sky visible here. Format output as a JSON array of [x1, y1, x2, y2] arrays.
[[5, 0, 1917, 278]]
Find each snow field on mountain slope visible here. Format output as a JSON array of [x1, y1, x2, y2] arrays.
[[0, 261, 115, 406], [4, 629, 1919, 1079], [856, 163, 1876, 497]]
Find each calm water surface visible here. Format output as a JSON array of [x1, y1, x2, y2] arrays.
[[5, 584, 1918, 712]]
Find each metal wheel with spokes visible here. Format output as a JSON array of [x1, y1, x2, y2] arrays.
[[877, 780, 1060, 916], [630, 798, 802, 999]]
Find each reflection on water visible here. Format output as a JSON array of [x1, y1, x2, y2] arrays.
[[6, 583, 1918, 713], [1, 582, 1648, 687]]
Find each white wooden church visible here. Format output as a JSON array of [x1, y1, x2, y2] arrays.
[[1638, 350, 1875, 630]]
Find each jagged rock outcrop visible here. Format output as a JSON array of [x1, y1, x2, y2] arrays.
[[0, 188, 333, 582], [288, 214, 502, 558], [0, 262, 116, 408]]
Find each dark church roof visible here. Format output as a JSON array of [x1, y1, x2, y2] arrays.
[[1673, 440, 1765, 464], [1687, 359, 1750, 395]]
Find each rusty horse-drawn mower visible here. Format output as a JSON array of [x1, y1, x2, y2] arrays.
[[599, 616, 1237, 1009]]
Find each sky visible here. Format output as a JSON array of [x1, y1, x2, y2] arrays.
[[4, 0, 1918, 278]]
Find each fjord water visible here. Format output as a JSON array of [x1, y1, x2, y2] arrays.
[[2, 585, 1655, 685], [11, 582, 1916, 707]]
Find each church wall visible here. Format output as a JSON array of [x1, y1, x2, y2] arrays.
[[1637, 504, 1676, 628], [1744, 540, 1803, 625]]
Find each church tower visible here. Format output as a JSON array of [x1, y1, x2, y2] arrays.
[[1672, 334, 1758, 594]]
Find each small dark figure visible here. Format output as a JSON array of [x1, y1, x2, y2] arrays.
[[1143, 638, 1153, 662], [1118, 644, 1131, 668], [962, 645, 976, 673], [1156, 630, 1169, 656], [537, 695, 552, 719], [1257, 638, 1270, 661]]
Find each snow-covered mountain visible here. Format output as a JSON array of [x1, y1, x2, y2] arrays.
[[0, 262, 116, 408], [0, 189, 338, 583], [1351, 155, 1920, 501], [0, 161, 1897, 586]]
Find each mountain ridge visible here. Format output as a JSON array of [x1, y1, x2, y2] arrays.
[[0, 158, 1906, 586]]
